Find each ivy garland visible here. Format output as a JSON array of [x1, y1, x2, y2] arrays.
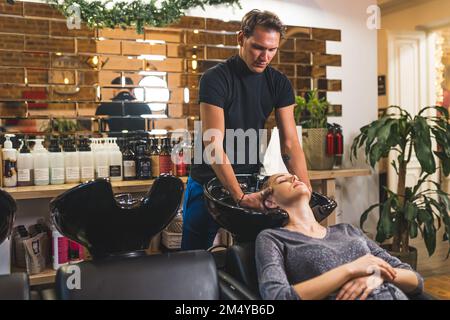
[[46, 0, 241, 33]]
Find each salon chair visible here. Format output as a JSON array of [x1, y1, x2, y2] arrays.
[[51, 175, 219, 300], [0, 188, 30, 300], [203, 174, 435, 300]]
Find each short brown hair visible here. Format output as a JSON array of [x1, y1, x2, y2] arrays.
[[241, 9, 286, 38]]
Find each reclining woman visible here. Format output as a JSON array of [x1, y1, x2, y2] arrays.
[[256, 173, 424, 300]]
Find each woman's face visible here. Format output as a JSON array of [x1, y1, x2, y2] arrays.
[[265, 174, 311, 208]]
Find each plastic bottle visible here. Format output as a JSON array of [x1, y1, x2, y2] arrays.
[[2, 134, 17, 187], [63, 137, 80, 183], [16, 139, 34, 186], [122, 139, 136, 181], [48, 137, 65, 185], [95, 138, 109, 179], [108, 138, 123, 181], [51, 225, 69, 270], [32, 139, 49, 186], [79, 137, 95, 182]]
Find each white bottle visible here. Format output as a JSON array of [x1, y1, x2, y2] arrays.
[[16, 140, 34, 187], [63, 137, 80, 183], [108, 138, 123, 181], [95, 138, 109, 179], [32, 139, 49, 186], [48, 137, 65, 185], [2, 134, 17, 187], [79, 138, 94, 182]]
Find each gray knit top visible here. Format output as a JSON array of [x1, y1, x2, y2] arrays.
[[255, 223, 424, 300]]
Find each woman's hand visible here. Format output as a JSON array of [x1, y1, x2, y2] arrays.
[[336, 274, 383, 300], [346, 254, 397, 282]]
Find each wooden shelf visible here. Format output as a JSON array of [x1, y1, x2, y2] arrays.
[[3, 169, 371, 201], [308, 168, 371, 180], [5, 177, 189, 200], [13, 267, 56, 286]]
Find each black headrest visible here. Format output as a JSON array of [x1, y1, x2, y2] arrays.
[[56, 250, 219, 300], [204, 174, 336, 242], [0, 188, 16, 244], [50, 174, 184, 258]]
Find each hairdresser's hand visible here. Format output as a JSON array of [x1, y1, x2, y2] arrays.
[[345, 254, 397, 282], [238, 188, 272, 211], [336, 274, 383, 300]]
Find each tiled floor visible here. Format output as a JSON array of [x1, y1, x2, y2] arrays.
[[424, 274, 450, 300]]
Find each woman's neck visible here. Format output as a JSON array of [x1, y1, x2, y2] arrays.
[[283, 197, 323, 233]]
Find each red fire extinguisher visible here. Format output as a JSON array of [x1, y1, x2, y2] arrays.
[[326, 126, 335, 156], [334, 124, 343, 167], [334, 125, 343, 156]]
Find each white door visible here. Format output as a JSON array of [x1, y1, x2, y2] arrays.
[[387, 31, 438, 192]]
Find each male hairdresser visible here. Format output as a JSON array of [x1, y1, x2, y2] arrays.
[[182, 10, 311, 250]]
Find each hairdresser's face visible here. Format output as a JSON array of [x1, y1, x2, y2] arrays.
[[269, 174, 311, 207], [238, 26, 280, 73]]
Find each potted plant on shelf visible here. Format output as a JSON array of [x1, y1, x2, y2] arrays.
[[294, 89, 334, 170], [351, 105, 450, 269]]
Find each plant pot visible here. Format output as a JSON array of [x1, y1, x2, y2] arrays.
[[380, 244, 418, 270], [302, 128, 334, 170]]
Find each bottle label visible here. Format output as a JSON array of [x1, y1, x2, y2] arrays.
[[97, 166, 109, 178], [81, 167, 94, 180], [159, 155, 172, 174], [123, 161, 136, 178], [138, 161, 151, 179], [66, 167, 80, 181], [18, 169, 31, 182], [51, 167, 65, 180], [151, 156, 160, 177], [34, 168, 49, 181], [109, 165, 122, 177], [3, 159, 16, 178]]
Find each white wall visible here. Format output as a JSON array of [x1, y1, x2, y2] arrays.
[[188, 0, 379, 229]]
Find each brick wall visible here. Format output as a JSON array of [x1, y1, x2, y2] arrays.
[[0, 0, 342, 134]]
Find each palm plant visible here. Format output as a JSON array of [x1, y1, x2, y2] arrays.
[[351, 106, 450, 256]]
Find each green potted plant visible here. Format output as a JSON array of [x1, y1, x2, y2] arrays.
[[294, 89, 333, 170], [351, 105, 450, 269]]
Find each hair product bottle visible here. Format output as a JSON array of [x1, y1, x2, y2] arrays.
[[2, 134, 17, 187], [32, 139, 49, 186], [122, 139, 136, 181], [108, 138, 123, 181], [63, 137, 80, 184], [159, 138, 172, 175], [48, 137, 65, 185], [17, 139, 33, 186], [136, 144, 152, 180], [150, 138, 160, 178], [51, 225, 68, 270], [94, 138, 109, 179], [79, 137, 95, 182]]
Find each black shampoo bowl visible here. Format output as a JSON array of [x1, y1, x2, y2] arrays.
[[204, 174, 337, 242], [50, 174, 184, 258]]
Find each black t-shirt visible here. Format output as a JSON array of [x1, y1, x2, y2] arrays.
[[96, 92, 151, 132], [190, 55, 295, 185]]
